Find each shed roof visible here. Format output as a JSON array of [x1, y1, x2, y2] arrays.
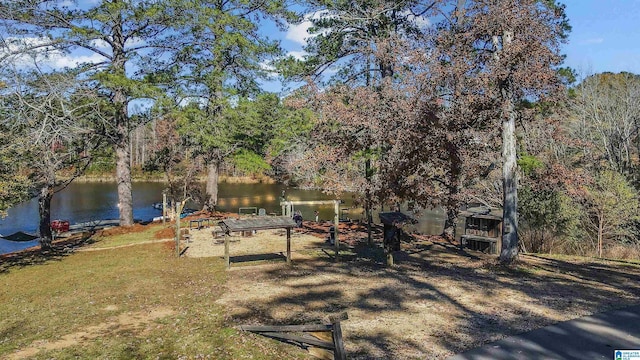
[[220, 216, 297, 232], [379, 212, 417, 226], [460, 207, 502, 220]]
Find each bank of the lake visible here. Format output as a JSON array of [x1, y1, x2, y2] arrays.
[[76, 172, 277, 184], [0, 181, 449, 239]]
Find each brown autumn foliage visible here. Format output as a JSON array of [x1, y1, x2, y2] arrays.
[[285, 0, 569, 256]]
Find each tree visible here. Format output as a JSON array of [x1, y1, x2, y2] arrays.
[[446, 0, 569, 264], [572, 72, 640, 183], [144, 114, 203, 207], [1, 0, 176, 226], [0, 125, 31, 217], [162, 0, 293, 210], [281, 0, 439, 244], [281, 0, 436, 86], [584, 170, 638, 258], [0, 65, 104, 249]]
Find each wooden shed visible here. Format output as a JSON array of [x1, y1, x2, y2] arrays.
[[460, 207, 502, 254]]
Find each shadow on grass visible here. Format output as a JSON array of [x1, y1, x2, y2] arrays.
[[0, 233, 95, 274], [230, 253, 288, 266], [220, 234, 640, 359]]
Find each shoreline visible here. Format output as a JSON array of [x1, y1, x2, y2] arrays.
[[74, 173, 278, 184]]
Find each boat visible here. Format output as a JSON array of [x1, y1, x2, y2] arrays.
[[152, 202, 163, 210], [180, 208, 196, 218], [68, 219, 121, 232], [0, 232, 40, 255], [0, 231, 39, 242]]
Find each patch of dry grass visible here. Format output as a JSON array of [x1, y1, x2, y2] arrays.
[[212, 235, 640, 359], [4, 220, 640, 360], [0, 237, 306, 359]]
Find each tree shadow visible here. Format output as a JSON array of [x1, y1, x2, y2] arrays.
[[219, 237, 640, 359], [0, 233, 95, 274], [230, 253, 288, 266]]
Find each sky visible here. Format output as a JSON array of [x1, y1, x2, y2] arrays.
[[551, 0, 640, 78], [4, 0, 639, 94], [270, 0, 640, 92]]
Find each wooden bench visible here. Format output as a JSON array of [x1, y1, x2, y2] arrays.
[[461, 235, 498, 254]]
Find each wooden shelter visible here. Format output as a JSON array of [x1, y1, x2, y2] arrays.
[[219, 216, 297, 268], [379, 212, 417, 266], [281, 200, 343, 262], [460, 207, 503, 254]]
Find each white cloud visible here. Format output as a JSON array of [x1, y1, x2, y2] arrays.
[[89, 39, 110, 49], [259, 60, 279, 77], [125, 36, 146, 49], [53, 53, 107, 68], [403, 11, 430, 29], [1, 36, 110, 70], [285, 11, 334, 47], [0, 37, 63, 66], [287, 50, 308, 61], [286, 20, 313, 46]]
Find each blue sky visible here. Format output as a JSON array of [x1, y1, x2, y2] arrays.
[[558, 0, 640, 77], [5, 1, 638, 94], [270, 0, 640, 92]]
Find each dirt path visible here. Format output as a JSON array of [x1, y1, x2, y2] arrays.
[[76, 239, 173, 251], [182, 226, 326, 260], [8, 307, 176, 360]]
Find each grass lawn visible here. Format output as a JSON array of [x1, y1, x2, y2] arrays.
[[3, 220, 640, 359], [0, 232, 307, 359]]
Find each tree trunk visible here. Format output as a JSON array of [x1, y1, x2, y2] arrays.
[[38, 185, 53, 250], [443, 141, 461, 240], [500, 98, 519, 264], [112, 10, 133, 226], [365, 158, 372, 245], [443, 205, 459, 240], [116, 137, 134, 226], [384, 224, 398, 266], [498, 30, 518, 265], [598, 212, 603, 258], [206, 161, 220, 211]]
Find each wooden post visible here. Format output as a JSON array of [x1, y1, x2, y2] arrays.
[[225, 233, 230, 269], [175, 201, 180, 257], [162, 192, 167, 226], [332, 321, 347, 360], [286, 227, 291, 265], [334, 200, 339, 262]]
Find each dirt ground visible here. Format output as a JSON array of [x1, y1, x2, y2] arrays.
[[183, 221, 640, 359], [183, 225, 327, 260]]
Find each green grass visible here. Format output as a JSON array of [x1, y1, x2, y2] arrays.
[[0, 230, 307, 359], [88, 224, 170, 249]]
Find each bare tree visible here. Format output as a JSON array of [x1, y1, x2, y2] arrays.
[[0, 63, 105, 249], [0, 0, 177, 226], [572, 72, 640, 182]]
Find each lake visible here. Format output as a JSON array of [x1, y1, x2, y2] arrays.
[[0, 181, 449, 253]]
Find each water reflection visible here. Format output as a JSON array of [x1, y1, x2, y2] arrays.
[[0, 181, 449, 238]]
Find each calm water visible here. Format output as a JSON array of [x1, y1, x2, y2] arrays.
[[0, 181, 448, 248]]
